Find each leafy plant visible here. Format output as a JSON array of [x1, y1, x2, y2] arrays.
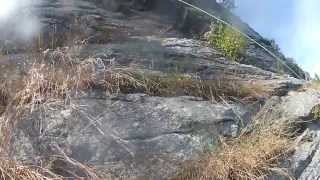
[[207, 21, 247, 60]]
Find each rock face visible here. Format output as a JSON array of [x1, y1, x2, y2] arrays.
[[256, 89, 320, 180], [0, 0, 316, 179], [283, 91, 320, 180], [10, 94, 252, 179], [10, 89, 320, 179], [1, 0, 305, 78]]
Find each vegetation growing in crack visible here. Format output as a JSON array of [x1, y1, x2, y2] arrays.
[[206, 21, 247, 61], [0, 82, 9, 115], [140, 73, 266, 101], [171, 121, 294, 180], [0, 159, 57, 180], [0, 47, 269, 141], [313, 74, 320, 87], [0, 157, 107, 180], [0, 50, 268, 116], [306, 74, 320, 91]]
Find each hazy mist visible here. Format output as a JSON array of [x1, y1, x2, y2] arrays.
[[0, 0, 40, 41]]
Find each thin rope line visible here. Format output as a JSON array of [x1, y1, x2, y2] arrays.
[[176, 0, 304, 79]]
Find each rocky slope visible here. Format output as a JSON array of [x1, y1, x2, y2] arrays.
[[0, 0, 318, 179]]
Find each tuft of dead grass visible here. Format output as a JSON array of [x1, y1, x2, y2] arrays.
[[0, 157, 107, 180], [0, 47, 271, 115], [171, 126, 293, 180], [0, 82, 9, 115], [134, 73, 268, 102], [300, 80, 320, 93], [308, 80, 320, 91], [0, 147, 106, 180], [0, 48, 271, 179], [0, 158, 60, 180], [4, 58, 266, 113], [0, 52, 270, 149]]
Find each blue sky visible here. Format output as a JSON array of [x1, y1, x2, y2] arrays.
[[234, 0, 320, 76]]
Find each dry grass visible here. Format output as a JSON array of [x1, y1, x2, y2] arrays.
[[0, 47, 271, 115], [0, 157, 108, 180], [0, 51, 270, 152], [299, 79, 320, 92], [0, 158, 60, 180], [0, 82, 9, 115], [0, 55, 151, 179], [0, 140, 104, 180], [307, 80, 320, 91], [0, 48, 271, 179], [2, 57, 267, 114], [171, 125, 293, 180], [11, 59, 146, 109], [130, 73, 268, 102]]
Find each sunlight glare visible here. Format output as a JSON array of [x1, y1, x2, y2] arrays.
[[0, 1, 16, 20]]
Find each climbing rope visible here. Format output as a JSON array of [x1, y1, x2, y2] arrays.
[[176, 0, 304, 79]]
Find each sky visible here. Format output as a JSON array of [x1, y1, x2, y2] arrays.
[[234, 0, 320, 77]]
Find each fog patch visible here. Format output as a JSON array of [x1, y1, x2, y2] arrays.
[[0, 0, 40, 41]]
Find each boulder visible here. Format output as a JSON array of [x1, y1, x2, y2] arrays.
[[10, 93, 252, 179], [256, 89, 320, 179], [0, 0, 313, 179]]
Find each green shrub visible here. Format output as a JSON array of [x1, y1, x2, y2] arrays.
[[206, 22, 247, 60]]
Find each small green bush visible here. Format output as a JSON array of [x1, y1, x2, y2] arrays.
[[207, 22, 247, 60]]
